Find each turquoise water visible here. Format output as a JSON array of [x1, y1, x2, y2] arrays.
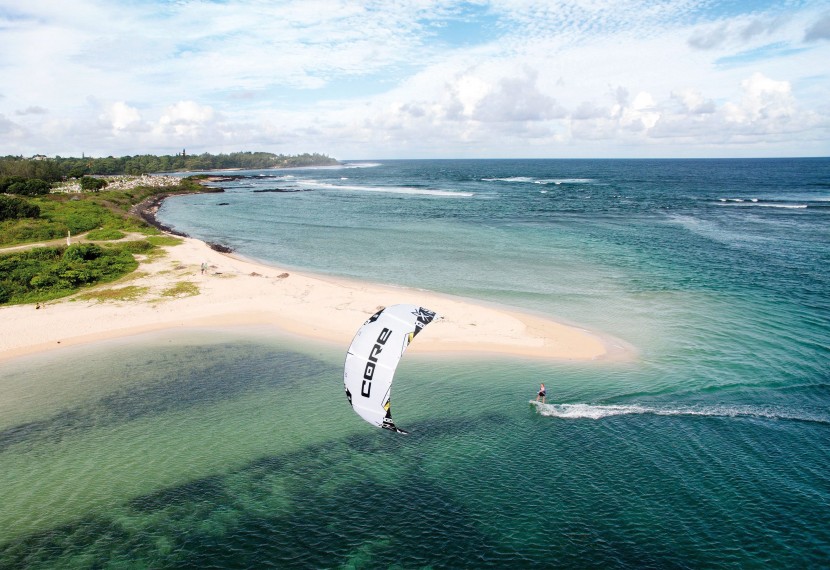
[[2, 159, 829, 567]]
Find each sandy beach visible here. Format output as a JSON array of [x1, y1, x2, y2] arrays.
[[0, 234, 629, 363]]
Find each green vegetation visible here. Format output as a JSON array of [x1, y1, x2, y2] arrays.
[[0, 198, 126, 245], [76, 285, 150, 303], [119, 270, 149, 282], [0, 176, 51, 196], [0, 152, 338, 180], [0, 150, 335, 306], [0, 176, 204, 247], [141, 246, 169, 262], [161, 281, 199, 297], [146, 235, 183, 247], [0, 195, 40, 221], [85, 228, 125, 241], [80, 176, 108, 191], [114, 240, 155, 254], [0, 244, 139, 304], [0, 175, 206, 305], [39, 200, 122, 235]]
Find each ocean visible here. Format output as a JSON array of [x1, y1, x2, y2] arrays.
[[1, 158, 828, 568]]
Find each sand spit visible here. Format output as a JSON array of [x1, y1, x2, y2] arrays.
[[0, 235, 629, 363]]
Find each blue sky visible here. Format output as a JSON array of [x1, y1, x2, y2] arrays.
[[1, 0, 828, 159]]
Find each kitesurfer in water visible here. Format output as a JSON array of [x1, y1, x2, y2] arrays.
[[536, 383, 547, 404]]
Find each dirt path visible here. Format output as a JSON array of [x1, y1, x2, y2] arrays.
[[0, 231, 150, 254]]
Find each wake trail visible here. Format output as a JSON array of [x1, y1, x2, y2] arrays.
[[529, 401, 829, 424]]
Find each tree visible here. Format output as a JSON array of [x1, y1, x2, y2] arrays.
[[68, 165, 88, 178], [7, 178, 51, 196], [0, 195, 40, 221], [80, 176, 108, 192], [0, 175, 27, 192]]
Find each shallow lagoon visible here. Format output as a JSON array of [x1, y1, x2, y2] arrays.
[[2, 325, 828, 567]]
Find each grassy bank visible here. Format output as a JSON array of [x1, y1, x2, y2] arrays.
[[1, 177, 204, 247], [0, 177, 205, 305]]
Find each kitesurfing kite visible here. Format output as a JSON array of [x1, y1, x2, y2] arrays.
[[344, 304, 438, 434]]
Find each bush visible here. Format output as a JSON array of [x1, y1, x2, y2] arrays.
[[0, 176, 26, 192], [113, 240, 154, 254], [0, 195, 40, 221], [63, 243, 104, 262], [80, 176, 108, 191], [7, 178, 51, 196], [0, 244, 139, 304]]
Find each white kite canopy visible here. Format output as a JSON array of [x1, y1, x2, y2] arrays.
[[344, 304, 438, 434]]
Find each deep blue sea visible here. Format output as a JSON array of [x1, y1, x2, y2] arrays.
[[2, 159, 829, 568]]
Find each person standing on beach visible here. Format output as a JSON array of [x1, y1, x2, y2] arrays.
[[201, 262, 207, 275], [536, 383, 547, 404]]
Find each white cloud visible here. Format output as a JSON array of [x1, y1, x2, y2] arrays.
[[159, 101, 215, 128], [452, 74, 491, 118], [472, 71, 565, 122], [102, 102, 143, 133], [152, 101, 220, 143], [724, 72, 794, 123], [672, 89, 717, 115], [0, 0, 828, 158], [623, 92, 660, 130]]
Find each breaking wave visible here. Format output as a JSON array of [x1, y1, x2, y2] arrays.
[[717, 198, 808, 209], [299, 180, 474, 197], [482, 177, 594, 185]]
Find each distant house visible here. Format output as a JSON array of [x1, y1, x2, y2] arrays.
[[31, 154, 48, 161]]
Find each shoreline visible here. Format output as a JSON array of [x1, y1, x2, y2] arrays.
[[1, 191, 634, 364], [131, 188, 236, 253], [0, 235, 633, 364]]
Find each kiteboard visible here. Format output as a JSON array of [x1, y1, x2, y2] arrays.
[[529, 400, 551, 413]]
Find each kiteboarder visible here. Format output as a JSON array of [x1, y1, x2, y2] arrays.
[[536, 383, 547, 404]]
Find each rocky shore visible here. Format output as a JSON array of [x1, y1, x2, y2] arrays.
[[131, 187, 233, 252]]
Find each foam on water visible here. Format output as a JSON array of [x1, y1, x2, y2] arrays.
[[298, 179, 474, 197], [717, 201, 808, 209], [481, 176, 535, 182], [530, 401, 829, 423], [535, 178, 594, 185], [481, 176, 594, 185], [340, 161, 382, 168]]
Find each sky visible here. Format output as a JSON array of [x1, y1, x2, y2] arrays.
[[1, 0, 829, 159]]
